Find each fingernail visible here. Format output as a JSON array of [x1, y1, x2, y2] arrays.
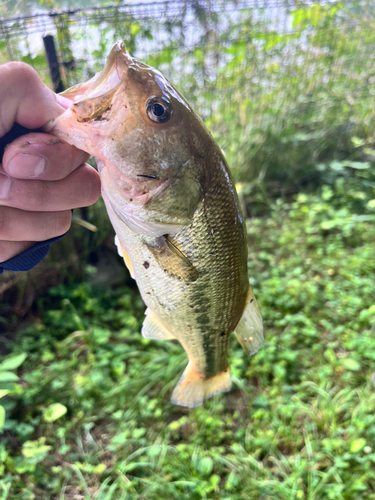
[[7, 154, 46, 178], [56, 94, 72, 109], [0, 173, 11, 199]]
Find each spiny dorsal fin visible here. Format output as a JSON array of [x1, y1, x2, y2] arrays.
[[234, 289, 264, 356], [145, 236, 198, 282], [142, 309, 175, 340]]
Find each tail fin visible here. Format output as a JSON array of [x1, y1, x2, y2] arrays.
[[171, 363, 232, 408]]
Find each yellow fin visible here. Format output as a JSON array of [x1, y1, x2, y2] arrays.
[[122, 248, 135, 280], [234, 289, 264, 356], [141, 309, 175, 340], [145, 236, 198, 282], [171, 363, 231, 408], [115, 235, 135, 279]]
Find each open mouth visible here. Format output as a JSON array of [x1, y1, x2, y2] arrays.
[[68, 42, 133, 124]]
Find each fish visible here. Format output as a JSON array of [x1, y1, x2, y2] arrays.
[[44, 41, 264, 408]]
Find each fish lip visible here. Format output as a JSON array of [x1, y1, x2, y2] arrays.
[[80, 41, 132, 101]]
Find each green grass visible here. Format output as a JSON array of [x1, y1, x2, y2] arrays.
[[1, 181, 375, 500]]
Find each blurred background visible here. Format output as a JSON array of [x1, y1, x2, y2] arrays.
[[1, 1, 375, 499]]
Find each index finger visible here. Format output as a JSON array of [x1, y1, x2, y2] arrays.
[[0, 62, 66, 136], [2, 132, 90, 181]]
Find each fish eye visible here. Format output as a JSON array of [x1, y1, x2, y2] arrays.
[[146, 97, 172, 124]]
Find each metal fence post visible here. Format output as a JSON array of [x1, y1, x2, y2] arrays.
[[43, 34, 64, 93]]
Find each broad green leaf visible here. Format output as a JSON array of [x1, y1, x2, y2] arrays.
[[329, 161, 345, 171], [198, 457, 214, 476], [44, 403, 68, 423], [0, 405, 5, 431], [342, 358, 361, 371], [324, 349, 336, 364], [351, 136, 366, 147], [225, 471, 240, 490], [0, 353, 27, 371], [0, 389, 11, 399], [0, 372, 19, 382], [350, 438, 366, 453], [344, 161, 370, 170], [93, 463, 106, 474], [22, 440, 52, 458]]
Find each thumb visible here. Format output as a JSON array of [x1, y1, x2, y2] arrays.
[[0, 62, 70, 137]]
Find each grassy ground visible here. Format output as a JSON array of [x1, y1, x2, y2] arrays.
[[1, 182, 375, 500]]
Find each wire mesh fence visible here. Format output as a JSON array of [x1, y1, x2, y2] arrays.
[[1, 0, 375, 189]]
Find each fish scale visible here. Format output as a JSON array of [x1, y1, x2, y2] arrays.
[[121, 148, 249, 389]]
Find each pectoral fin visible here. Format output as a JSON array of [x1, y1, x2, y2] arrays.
[[142, 309, 175, 340], [115, 235, 135, 279], [145, 236, 198, 282], [234, 289, 264, 356]]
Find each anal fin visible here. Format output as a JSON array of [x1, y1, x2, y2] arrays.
[[234, 288, 264, 356], [142, 309, 175, 340], [171, 363, 232, 408]]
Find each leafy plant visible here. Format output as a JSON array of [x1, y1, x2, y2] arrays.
[[0, 353, 27, 432]]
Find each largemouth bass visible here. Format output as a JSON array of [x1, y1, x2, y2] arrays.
[[45, 41, 264, 408]]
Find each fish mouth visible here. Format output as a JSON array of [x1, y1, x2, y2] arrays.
[[44, 41, 134, 137], [66, 42, 134, 125]]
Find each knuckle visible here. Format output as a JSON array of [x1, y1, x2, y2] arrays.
[[1, 61, 37, 82], [29, 182, 50, 210]]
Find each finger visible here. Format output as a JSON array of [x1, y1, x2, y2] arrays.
[[0, 62, 67, 136], [0, 207, 71, 242], [3, 132, 90, 180], [0, 240, 34, 263], [0, 163, 101, 211]]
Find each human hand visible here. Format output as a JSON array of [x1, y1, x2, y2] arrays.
[[0, 62, 101, 263]]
